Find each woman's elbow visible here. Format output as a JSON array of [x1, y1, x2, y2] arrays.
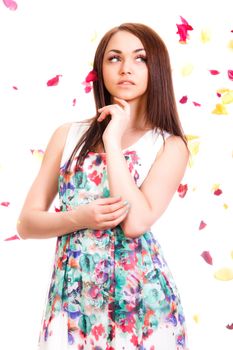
[[121, 221, 151, 239]]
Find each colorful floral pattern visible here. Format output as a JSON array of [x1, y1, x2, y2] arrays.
[[38, 148, 188, 350]]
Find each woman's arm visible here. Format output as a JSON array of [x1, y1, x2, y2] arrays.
[[105, 135, 189, 238], [17, 123, 129, 239]]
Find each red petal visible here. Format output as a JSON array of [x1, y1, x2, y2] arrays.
[[72, 98, 77, 106], [177, 184, 188, 198], [201, 251, 213, 265], [1, 202, 10, 207], [209, 70, 220, 75], [227, 70, 233, 81], [47, 75, 62, 87], [214, 188, 223, 196], [2, 0, 17, 10], [179, 96, 188, 104], [12, 86, 18, 90], [216, 92, 221, 97], [85, 70, 98, 83], [226, 323, 233, 330], [199, 220, 207, 230], [193, 101, 201, 106], [54, 206, 61, 212], [176, 17, 193, 43], [4, 234, 20, 241]]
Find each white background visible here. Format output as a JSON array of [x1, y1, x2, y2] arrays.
[[0, 0, 233, 349]]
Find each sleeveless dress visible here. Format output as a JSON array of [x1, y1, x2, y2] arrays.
[[38, 122, 188, 350]]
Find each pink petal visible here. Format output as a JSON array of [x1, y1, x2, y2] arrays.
[[1, 202, 10, 207], [214, 188, 223, 196], [177, 184, 188, 198], [72, 98, 77, 106], [192, 101, 201, 107], [217, 92, 221, 97], [12, 86, 18, 90], [209, 70, 220, 75], [176, 16, 193, 43], [85, 70, 98, 83], [226, 323, 233, 330], [4, 234, 20, 241], [201, 251, 213, 265], [2, 0, 17, 10], [179, 96, 188, 104], [227, 70, 233, 81], [199, 220, 207, 230], [47, 75, 62, 87]]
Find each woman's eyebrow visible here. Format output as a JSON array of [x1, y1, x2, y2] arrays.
[[107, 48, 146, 54]]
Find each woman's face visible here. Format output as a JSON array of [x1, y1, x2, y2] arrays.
[[102, 30, 148, 104]]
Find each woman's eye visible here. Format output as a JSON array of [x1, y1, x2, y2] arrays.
[[136, 55, 147, 63], [108, 56, 120, 63]]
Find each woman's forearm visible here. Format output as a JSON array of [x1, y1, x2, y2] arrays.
[[17, 208, 84, 240], [105, 143, 152, 237]]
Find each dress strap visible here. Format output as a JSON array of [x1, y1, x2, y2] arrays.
[[60, 122, 89, 166]]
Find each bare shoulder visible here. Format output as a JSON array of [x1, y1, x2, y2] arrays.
[[157, 135, 189, 163]]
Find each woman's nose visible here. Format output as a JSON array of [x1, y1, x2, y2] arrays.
[[120, 60, 132, 75]]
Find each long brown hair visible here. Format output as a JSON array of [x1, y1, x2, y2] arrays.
[[65, 22, 186, 170]]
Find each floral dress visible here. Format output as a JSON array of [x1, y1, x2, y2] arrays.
[[38, 122, 188, 350]]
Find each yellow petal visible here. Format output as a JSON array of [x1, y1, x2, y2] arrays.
[[228, 39, 233, 50], [222, 91, 233, 104], [212, 183, 220, 192], [217, 88, 230, 94], [188, 141, 200, 156], [230, 251, 233, 260], [200, 29, 211, 43], [223, 203, 229, 209], [214, 267, 233, 281], [90, 31, 98, 43], [193, 314, 200, 323], [185, 134, 200, 141], [181, 63, 194, 77], [212, 103, 228, 115]]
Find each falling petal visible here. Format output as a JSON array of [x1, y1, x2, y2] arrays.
[[214, 267, 233, 281], [227, 40, 233, 50], [176, 16, 193, 44], [200, 29, 211, 43], [72, 98, 77, 106], [223, 203, 228, 209], [31, 149, 44, 162], [217, 88, 230, 94], [212, 103, 228, 115], [54, 206, 61, 212], [179, 96, 188, 104], [222, 91, 233, 104], [217, 92, 221, 98], [4, 234, 20, 241], [185, 134, 199, 141], [180, 63, 194, 76], [47, 75, 62, 87], [199, 220, 207, 230], [209, 70, 220, 75], [192, 101, 201, 107], [177, 184, 188, 198], [201, 251, 213, 265], [193, 314, 200, 323], [228, 70, 233, 81], [188, 141, 200, 156], [214, 188, 222, 196], [1, 202, 10, 207], [13, 86, 18, 90], [2, 0, 17, 10], [226, 324, 233, 330], [85, 70, 97, 83]]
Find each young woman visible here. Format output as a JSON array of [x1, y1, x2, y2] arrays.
[[17, 23, 189, 350]]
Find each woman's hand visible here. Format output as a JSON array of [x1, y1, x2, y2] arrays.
[[77, 196, 130, 230], [98, 97, 130, 147]]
